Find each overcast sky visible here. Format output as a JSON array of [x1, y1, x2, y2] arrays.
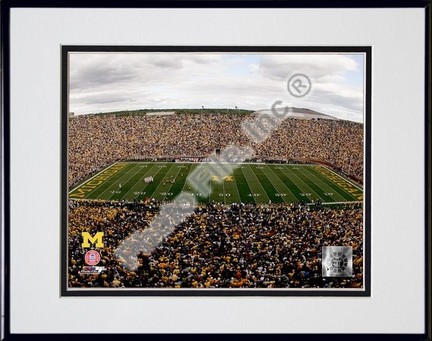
[[69, 52, 365, 122]]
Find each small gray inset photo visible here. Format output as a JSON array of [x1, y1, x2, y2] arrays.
[[322, 246, 353, 277]]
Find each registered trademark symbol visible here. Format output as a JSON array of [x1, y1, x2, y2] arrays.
[[287, 73, 312, 98]]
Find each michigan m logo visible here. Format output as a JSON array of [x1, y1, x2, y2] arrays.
[[82, 232, 104, 248]]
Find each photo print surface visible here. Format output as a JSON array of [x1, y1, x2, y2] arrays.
[[63, 47, 370, 296]]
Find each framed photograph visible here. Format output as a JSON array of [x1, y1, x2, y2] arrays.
[[62, 46, 370, 297], [1, 0, 430, 338]]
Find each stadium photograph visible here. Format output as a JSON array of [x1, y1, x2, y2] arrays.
[[63, 47, 369, 294]]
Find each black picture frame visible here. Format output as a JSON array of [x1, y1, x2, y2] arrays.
[[1, 0, 430, 340]]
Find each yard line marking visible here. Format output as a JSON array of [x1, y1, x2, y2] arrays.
[[280, 166, 322, 201], [250, 165, 287, 203], [302, 166, 348, 202], [270, 165, 309, 203], [222, 165, 226, 204], [209, 163, 225, 203], [160, 164, 185, 202], [243, 164, 270, 203], [179, 163, 198, 199], [264, 165, 298, 202], [225, 171, 242, 204], [218, 163, 230, 204], [105, 163, 145, 200], [135, 162, 170, 201], [236, 167, 255, 204], [163, 162, 190, 201], [151, 163, 183, 202], [166, 164, 194, 201], [120, 163, 159, 200]]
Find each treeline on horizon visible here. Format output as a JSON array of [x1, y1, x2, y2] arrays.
[[75, 108, 255, 117]]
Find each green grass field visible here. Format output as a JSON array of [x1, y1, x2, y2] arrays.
[[69, 162, 363, 204]]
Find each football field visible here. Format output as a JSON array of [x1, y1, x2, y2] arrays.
[[69, 162, 363, 204]]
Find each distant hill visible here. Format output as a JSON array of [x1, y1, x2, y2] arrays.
[[253, 107, 338, 120]]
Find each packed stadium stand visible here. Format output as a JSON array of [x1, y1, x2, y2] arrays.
[[68, 113, 363, 188]]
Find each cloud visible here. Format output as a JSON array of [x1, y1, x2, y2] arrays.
[[69, 52, 364, 122], [258, 54, 358, 81], [253, 54, 363, 121]]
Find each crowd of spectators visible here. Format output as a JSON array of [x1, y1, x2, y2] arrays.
[[68, 113, 363, 187], [69, 200, 363, 289], [68, 112, 364, 289]]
